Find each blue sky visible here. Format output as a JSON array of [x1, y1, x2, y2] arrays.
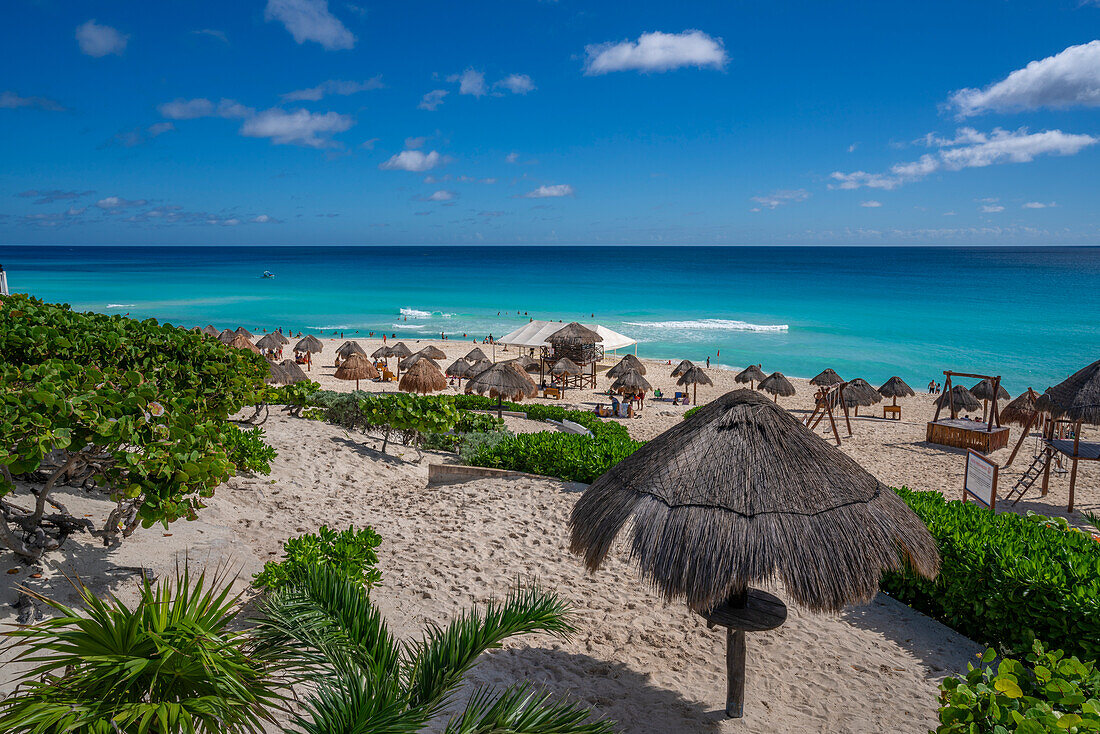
[[3, 0, 1100, 245]]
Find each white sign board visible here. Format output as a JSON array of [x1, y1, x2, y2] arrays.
[[964, 449, 999, 510]]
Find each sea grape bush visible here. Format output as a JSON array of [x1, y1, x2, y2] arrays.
[[223, 425, 278, 474], [883, 487, 1100, 660], [0, 295, 273, 559], [935, 642, 1100, 734], [304, 390, 477, 452], [253, 524, 383, 592]]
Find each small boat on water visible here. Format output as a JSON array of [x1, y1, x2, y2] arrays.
[[262, 271, 276, 278]]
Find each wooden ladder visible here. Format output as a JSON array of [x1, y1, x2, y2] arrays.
[[1005, 450, 1048, 506]]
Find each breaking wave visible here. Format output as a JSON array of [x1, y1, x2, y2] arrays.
[[400, 307, 454, 319], [623, 319, 788, 332], [106, 304, 135, 309]]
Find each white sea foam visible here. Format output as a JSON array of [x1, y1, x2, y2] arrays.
[[396, 323, 427, 329], [624, 319, 788, 332], [106, 304, 135, 309], [400, 307, 453, 319]]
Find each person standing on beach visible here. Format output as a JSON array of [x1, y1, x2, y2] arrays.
[[706, 357, 710, 368]]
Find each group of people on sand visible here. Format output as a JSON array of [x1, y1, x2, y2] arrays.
[[926, 380, 942, 394]]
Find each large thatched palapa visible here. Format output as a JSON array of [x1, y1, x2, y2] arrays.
[[810, 368, 843, 387], [273, 331, 290, 345], [1032, 360, 1100, 512], [607, 354, 646, 379], [399, 352, 437, 371], [334, 352, 379, 389], [399, 359, 447, 394], [465, 361, 537, 417], [734, 364, 766, 390], [569, 389, 939, 718], [548, 321, 601, 345], [758, 372, 795, 403]]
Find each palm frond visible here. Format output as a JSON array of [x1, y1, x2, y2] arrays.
[[405, 586, 575, 712], [283, 670, 430, 734], [444, 684, 614, 734]]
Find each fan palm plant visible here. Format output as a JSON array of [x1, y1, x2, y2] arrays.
[[0, 567, 282, 734], [253, 566, 613, 734]]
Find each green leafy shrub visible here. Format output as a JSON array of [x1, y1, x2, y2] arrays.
[[683, 406, 702, 420], [935, 642, 1100, 733], [223, 425, 278, 474], [253, 525, 382, 592], [883, 488, 1100, 660], [268, 380, 320, 416]]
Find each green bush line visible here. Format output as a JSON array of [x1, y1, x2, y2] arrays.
[[884, 487, 1100, 661]]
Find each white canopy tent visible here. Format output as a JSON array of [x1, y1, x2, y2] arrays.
[[498, 320, 637, 354]]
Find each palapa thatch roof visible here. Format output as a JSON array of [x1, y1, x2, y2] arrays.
[[445, 359, 471, 378], [611, 369, 653, 394], [371, 346, 392, 359], [419, 345, 447, 360], [671, 360, 695, 378], [810, 368, 844, 387], [607, 354, 646, 379], [273, 331, 290, 345], [202, 325, 220, 337], [758, 372, 795, 398], [334, 352, 379, 382], [467, 359, 494, 377], [551, 357, 583, 376], [841, 378, 882, 407], [464, 362, 537, 401], [970, 379, 1010, 402], [234, 326, 254, 339], [294, 335, 324, 354], [399, 352, 438, 371], [677, 365, 713, 388], [465, 347, 489, 362], [877, 376, 915, 399], [399, 359, 447, 394], [264, 360, 286, 385], [389, 342, 412, 358], [735, 365, 766, 385], [218, 329, 236, 344], [935, 385, 982, 413], [255, 333, 284, 351], [548, 322, 602, 345], [336, 341, 367, 359], [278, 359, 309, 385], [1001, 388, 1044, 427], [1036, 359, 1100, 425], [227, 333, 261, 354], [510, 354, 540, 373], [569, 389, 940, 614]]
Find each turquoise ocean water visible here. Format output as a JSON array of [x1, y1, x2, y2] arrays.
[[1, 245, 1096, 394]]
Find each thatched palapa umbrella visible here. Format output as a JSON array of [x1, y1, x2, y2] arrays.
[[877, 376, 915, 406], [1034, 360, 1100, 510], [201, 325, 220, 337], [467, 359, 494, 378], [677, 365, 713, 405], [389, 342, 413, 359], [273, 331, 290, 345], [607, 354, 646, 379], [1002, 387, 1046, 467], [218, 329, 236, 344], [264, 360, 286, 385], [840, 378, 881, 416], [548, 321, 601, 344], [970, 378, 1010, 422], [419, 345, 447, 360], [278, 359, 309, 385], [400, 351, 439, 372], [234, 326, 254, 339], [758, 372, 795, 403], [671, 360, 695, 378], [399, 359, 447, 394], [735, 364, 766, 390], [611, 369, 652, 400], [935, 384, 981, 418], [465, 347, 489, 363], [227, 333, 261, 354], [255, 333, 283, 352], [569, 389, 939, 718], [336, 341, 367, 361], [550, 357, 583, 395], [510, 354, 540, 373], [446, 358, 471, 383], [334, 352, 379, 390], [810, 368, 844, 387], [294, 335, 323, 371], [465, 361, 537, 418]]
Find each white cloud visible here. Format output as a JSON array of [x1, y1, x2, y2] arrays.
[[147, 122, 175, 137], [379, 149, 443, 172], [831, 127, 1098, 189], [1022, 201, 1056, 208], [522, 184, 574, 198], [860, 200, 883, 207], [192, 29, 228, 43], [76, 20, 128, 57], [0, 91, 65, 111], [264, 0, 355, 50], [583, 30, 727, 75], [750, 189, 810, 210], [505, 152, 520, 164], [158, 98, 253, 120], [981, 204, 1005, 213], [251, 214, 279, 223], [449, 68, 487, 97], [418, 89, 448, 111], [950, 41, 1100, 117], [847, 143, 858, 153], [96, 196, 147, 209], [282, 77, 383, 101], [427, 190, 455, 201], [495, 74, 535, 94], [240, 108, 353, 147]]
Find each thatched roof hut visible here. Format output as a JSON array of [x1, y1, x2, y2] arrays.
[[877, 376, 915, 403], [467, 359, 494, 377], [336, 341, 367, 360], [841, 378, 882, 408], [273, 331, 290, 345], [607, 354, 646, 379], [1001, 387, 1044, 427], [446, 359, 471, 379], [399, 352, 438, 371], [399, 359, 447, 394], [465, 347, 489, 362], [551, 357, 583, 376], [334, 352, 379, 389], [389, 342, 413, 359], [372, 346, 392, 360], [611, 369, 653, 395], [201, 325, 220, 337], [935, 385, 981, 415], [255, 333, 283, 351], [419, 345, 447, 360], [810, 368, 843, 387], [569, 388, 940, 613], [1036, 359, 1100, 425], [734, 365, 766, 389], [671, 360, 695, 378], [548, 322, 602, 345], [234, 326, 254, 339], [970, 379, 1010, 402], [510, 354, 540, 373], [758, 372, 795, 403], [218, 329, 236, 344], [677, 365, 713, 404], [294, 335, 323, 354], [227, 333, 261, 354], [278, 359, 309, 385], [264, 360, 286, 385], [465, 361, 537, 416]]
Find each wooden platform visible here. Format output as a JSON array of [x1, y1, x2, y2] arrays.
[[1047, 438, 1100, 460], [927, 419, 1010, 453]]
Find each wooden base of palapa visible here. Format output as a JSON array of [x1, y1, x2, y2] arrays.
[[701, 588, 787, 718]]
